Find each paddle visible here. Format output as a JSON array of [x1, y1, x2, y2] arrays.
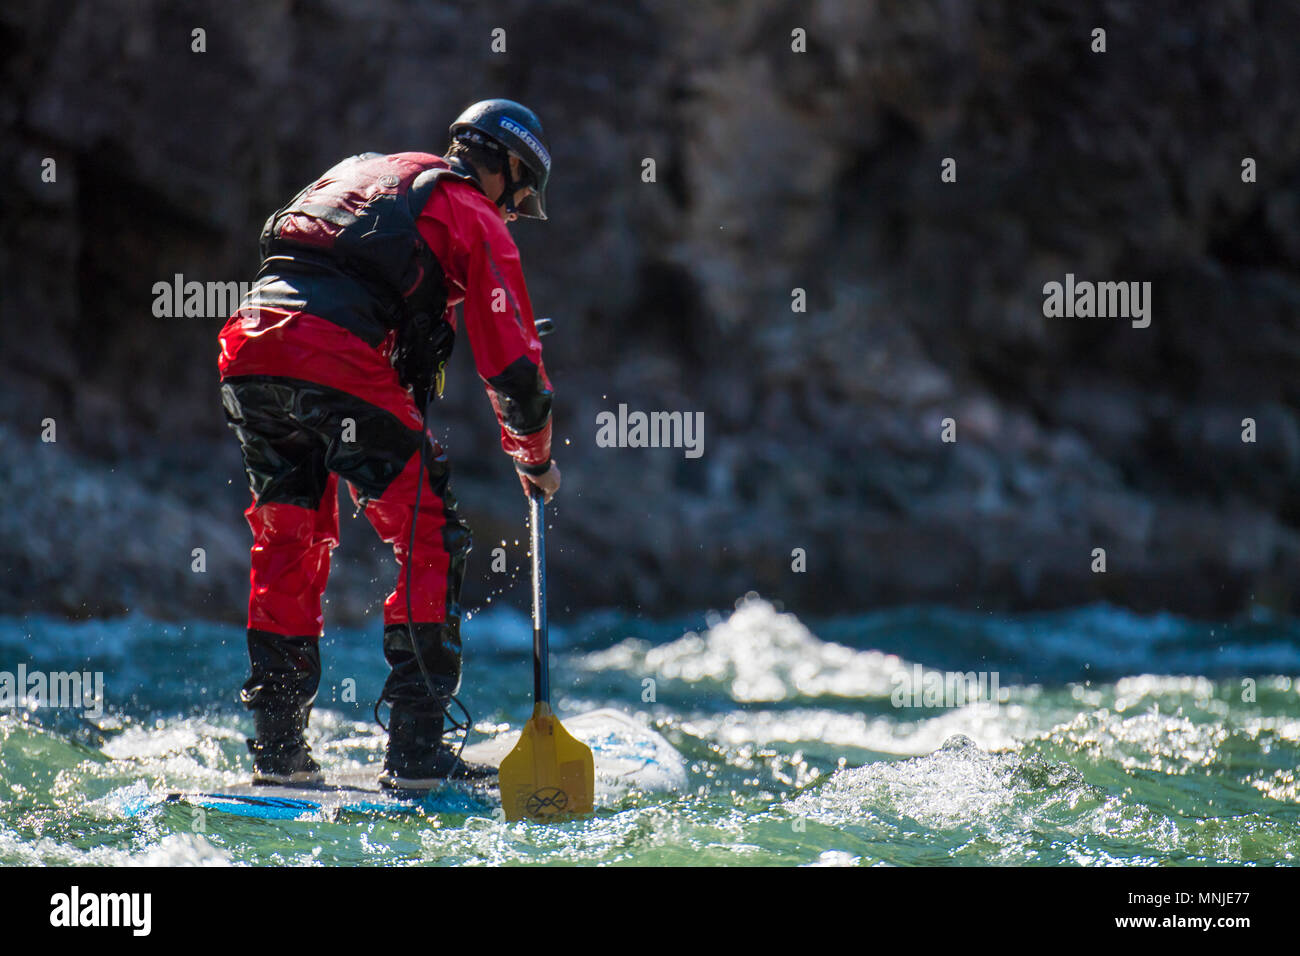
[[499, 487, 595, 821]]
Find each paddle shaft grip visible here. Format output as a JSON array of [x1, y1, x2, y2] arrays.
[[529, 487, 550, 706]]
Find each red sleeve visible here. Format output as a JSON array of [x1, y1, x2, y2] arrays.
[[417, 183, 552, 471]]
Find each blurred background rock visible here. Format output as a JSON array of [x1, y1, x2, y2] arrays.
[[3, 0, 1299, 625]]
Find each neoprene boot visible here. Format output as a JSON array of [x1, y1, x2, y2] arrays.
[[377, 622, 494, 788], [242, 630, 325, 785]]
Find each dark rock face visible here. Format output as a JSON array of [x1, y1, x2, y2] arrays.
[[2, 1, 1299, 624]]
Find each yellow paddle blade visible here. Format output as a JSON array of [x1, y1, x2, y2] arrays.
[[499, 703, 595, 822]]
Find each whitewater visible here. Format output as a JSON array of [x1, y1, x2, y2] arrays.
[[1, 595, 1297, 866]]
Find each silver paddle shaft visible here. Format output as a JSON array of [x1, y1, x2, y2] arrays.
[[529, 488, 549, 705]]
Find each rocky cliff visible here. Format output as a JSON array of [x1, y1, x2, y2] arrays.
[[3, 0, 1299, 625]]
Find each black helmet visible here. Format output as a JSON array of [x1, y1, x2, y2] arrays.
[[449, 98, 551, 220]]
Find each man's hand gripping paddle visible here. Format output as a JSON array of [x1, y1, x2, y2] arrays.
[[499, 486, 595, 821]]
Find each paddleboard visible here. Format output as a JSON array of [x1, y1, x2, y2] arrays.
[[164, 708, 686, 819]]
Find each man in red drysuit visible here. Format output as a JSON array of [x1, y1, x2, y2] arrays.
[[217, 99, 559, 788]]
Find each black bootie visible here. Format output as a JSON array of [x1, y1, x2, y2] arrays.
[[377, 622, 493, 788], [242, 630, 324, 785]]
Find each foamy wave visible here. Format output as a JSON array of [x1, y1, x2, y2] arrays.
[[580, 596, 905, 702]]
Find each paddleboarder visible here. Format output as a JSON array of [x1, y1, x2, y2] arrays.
[[216, 99, 561, 788]]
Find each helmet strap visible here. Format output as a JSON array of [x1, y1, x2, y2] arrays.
[[496, 154, 519, 216]]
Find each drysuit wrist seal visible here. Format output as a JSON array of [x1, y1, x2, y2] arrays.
[[515, 458, 552, 477]]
